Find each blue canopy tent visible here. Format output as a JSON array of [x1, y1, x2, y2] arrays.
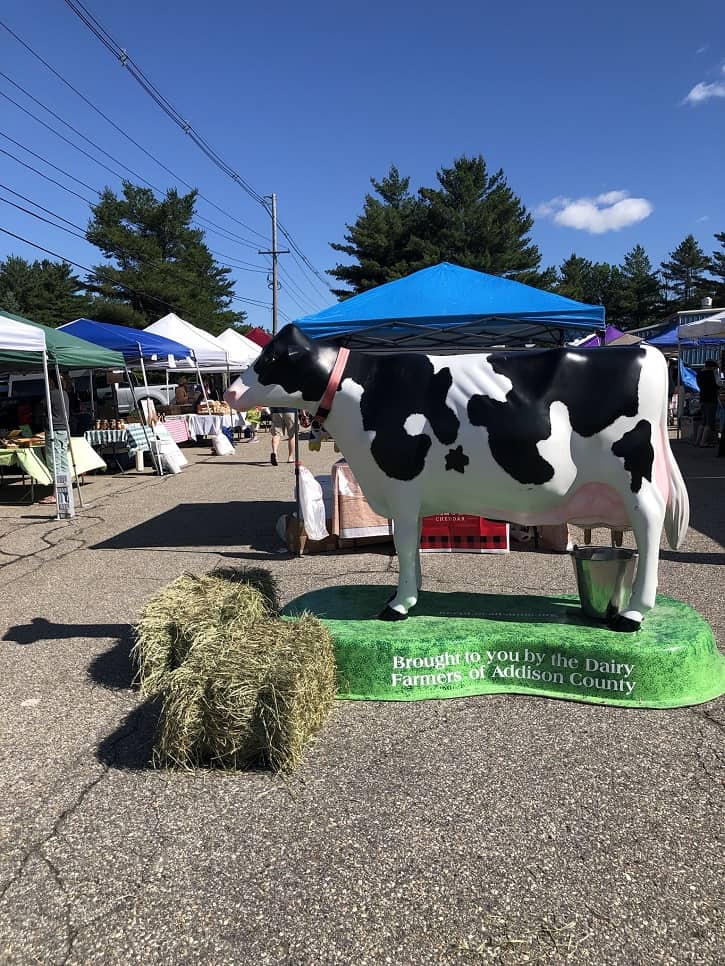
[[295, 262, 605, 350], [59, 318, 194, 477], [59, 318, 192, 362]]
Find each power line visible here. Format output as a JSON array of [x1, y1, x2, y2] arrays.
[[0, 130, 98, 197], [0, 195, 87, 240], [0, 182, 87, 233], [62, 0, 332, 298], [0, 82, 261, 250], [0, 223, 278, 316], [0, 142, 272, 307], [0, 141, 95, 204], [0, 17, 269, 244]]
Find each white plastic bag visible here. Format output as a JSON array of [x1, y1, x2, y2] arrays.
[[298, 465, 329, 540], [211, 432, 235, 456]]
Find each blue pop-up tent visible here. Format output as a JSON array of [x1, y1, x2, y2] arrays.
[[295, 262, 605, 350], [59, 318, 192, 362]]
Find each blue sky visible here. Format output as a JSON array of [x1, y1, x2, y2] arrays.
[[1, 0, 724, 328]]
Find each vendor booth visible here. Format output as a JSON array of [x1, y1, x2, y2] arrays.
[[60, 317, 196, 474], [0, 309, 125, 512]]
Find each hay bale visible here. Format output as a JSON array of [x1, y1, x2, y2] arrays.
[[133, 572, 274, 697], [155, 613, 337, 772], [207, 565, 280, 612]]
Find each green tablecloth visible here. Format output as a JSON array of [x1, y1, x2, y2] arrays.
[[0, 446, 53, 485]]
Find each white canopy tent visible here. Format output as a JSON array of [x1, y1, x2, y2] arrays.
[[217, 328, 261, 367], [145, 313, 246, 370], [0, 314, 59, 512], [678, 310, 725, 341], [0, 314, 47, 356]]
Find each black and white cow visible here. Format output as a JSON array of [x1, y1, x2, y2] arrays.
[[225, 325, 689, 631]]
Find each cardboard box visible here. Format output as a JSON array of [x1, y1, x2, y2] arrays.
[[285, 515, 338, 555], [420, 514, 509, 553]]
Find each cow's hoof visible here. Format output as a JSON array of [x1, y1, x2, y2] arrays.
[[377, 606, 408, 621], [608, 614, 641, 633]]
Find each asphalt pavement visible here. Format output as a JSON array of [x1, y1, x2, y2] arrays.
[[0, 434, 722, 965]]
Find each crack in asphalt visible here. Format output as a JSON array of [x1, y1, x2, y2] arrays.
[[0, 707, 148, 964]]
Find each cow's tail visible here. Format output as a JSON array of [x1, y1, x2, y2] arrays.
[[661, 399, 689, 550]]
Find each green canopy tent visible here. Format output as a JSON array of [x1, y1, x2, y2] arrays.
[[1, 310, 125, 514], [0, 309, 125, 370]]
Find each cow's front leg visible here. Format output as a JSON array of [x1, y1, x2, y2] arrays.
[[379, 513, 421, 621], [609, 486, 665, 633]]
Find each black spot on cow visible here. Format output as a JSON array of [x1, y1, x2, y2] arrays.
[[467, 347, 646, 485], [342, 353, 460, 481], [445, 445, 469, 474], [253, 325, 339, 402], [611, 420, 653, 492]]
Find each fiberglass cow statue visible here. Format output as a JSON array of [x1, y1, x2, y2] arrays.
[[225, 325, 689, 632]]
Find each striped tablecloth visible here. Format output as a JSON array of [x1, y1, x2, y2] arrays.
[[162, 415, 191, 444]]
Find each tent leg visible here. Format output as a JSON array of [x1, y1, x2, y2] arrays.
[[294, 413, 302, 558]]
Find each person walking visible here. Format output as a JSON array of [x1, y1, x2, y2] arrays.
[[269, 407, 295, 465], [696, 360, 721, 446]]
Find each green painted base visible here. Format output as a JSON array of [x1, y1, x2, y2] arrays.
[[282, 587, 725, 708]]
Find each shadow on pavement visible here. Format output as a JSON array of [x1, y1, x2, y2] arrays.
[[88, 629, 136, 690], [2, 616, 132, 649], [97, 698, 161, 771], [91, 500, 289, 551]]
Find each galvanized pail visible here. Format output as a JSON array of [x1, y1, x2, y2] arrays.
[[572, 546, 638, 620]]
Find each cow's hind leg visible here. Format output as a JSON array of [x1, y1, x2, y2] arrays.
[[379, 513, 420, 620], [609, 483, 666, 633]]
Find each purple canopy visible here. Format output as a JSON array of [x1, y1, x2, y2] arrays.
[[577, 324, 626, 348]]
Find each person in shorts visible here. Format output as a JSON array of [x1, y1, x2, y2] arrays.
[[269, 407, 295, 465]]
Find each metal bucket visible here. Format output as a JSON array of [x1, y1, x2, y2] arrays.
[[572, 546, 638, 620]]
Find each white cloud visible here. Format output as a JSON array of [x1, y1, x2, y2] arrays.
[[696, 45, 707, 54], [683, 79, 725, 104], [696, 215, 710, 223], [535, 191, 654, 235]]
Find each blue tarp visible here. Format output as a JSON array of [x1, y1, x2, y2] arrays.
[[679, 360, 699, 392], [647, 324, 681, 347], [59, 318, 192, 362], [296, 262, 605, 350]]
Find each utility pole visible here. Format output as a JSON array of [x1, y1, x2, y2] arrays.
[[259, 193, 289, 335]]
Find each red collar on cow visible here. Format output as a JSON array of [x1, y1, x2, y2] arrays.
[[315, 347, 350, 423]]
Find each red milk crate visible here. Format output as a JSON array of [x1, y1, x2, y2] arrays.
[[420, 514, 509, 554]]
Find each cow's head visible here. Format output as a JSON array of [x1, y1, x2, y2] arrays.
[[224, 324, 339, 412]]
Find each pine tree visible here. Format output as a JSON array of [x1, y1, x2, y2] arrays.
[[0, 255, 90, 325], [329, 156, 552, 297], [417, 156, 549, 286], [86, 182, 245, 333], [659, 235, 712, 310], [617, 245, 662, 328], [709, 231, 725, 304], [329, 166, 424, 298], [555, 255, 623, 317]]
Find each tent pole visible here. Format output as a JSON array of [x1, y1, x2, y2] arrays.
[[138, 346, 163, 477], [294, 412, 302, 557], [193, 351, 210, 408], [676, 335, 682, 440], [54, 363, 83, 509], [41, 350, 60, 520]]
